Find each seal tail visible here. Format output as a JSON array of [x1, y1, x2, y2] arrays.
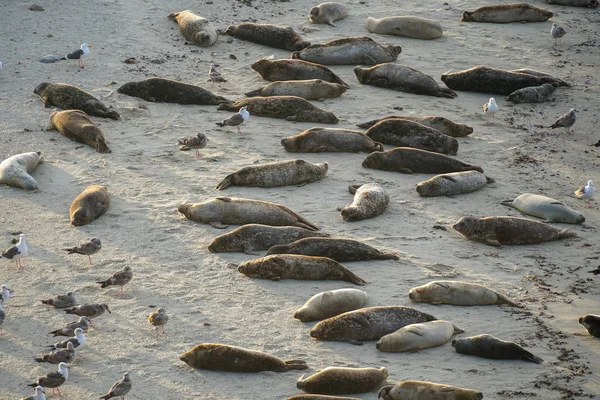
[[96, 139, 112, 154], [348, 184, 363, 195], [376, 252, 400, 260], [559, 229, 577, 239], [286, 209, 319, 231], [215, 96, 232, 105], [357, 119, 378, 129], [461, 11, 474, 22], [217, 103, 237, 112], [244, 89, 262, 97], [105, 110, 120, 120], [378, 384, 394, 399], [372, 141, 384, 152], [344, 268, 367, 286], [64, 308, 76, 314], [522, 350, 544, 364], [283, 360, 309, 371], [215, 174, 234, 190], [496, 293, 520, 307], [500, 198, 515, 207], [290, 51, 301, 59], [466, 165, 484, 173], [485, 176, 495, 184]]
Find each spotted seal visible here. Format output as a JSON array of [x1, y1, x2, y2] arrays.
[[365, 16, 443, 40], [245, 80, 347, 101], [363, 148, 483, 175], [416, 171, 493, 197], [117, 78, 229, 105], [294, 288, 369, 322], [340, 183, 389, 222], [378, 381, 483, 400], [461, 3, 553, 23], [167, 10, 217, 46], [49, 110, 111, 153], [408, 281, 518, 306], [281, 128, 383, 153], [297, 367, 388, 395], [267, 237, 399, 262], [0, 152, 43, 190], [376, 320, 464, 352], [501, 193, 585, 224], [252, 59, 349, 88], [225, 23, 310, 51], [308, 2, 348, 26], [291, 37, 401, 65], [505, 83, 556, 104], [34, 82, 120, 120], [357, 116, 473, 137], [452, 334, 544, 363], [69, 185, 110, 226]]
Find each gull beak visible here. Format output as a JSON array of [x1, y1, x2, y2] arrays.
[[88, 45, 93, 48]]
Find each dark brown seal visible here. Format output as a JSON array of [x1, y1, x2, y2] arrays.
[[452, 334, 544, 363], [69, 185, 110, 226], [117, 78, 229, 105], [281, 128, 383, 153], [291, 36, 401, 65], [461, 3, 553, 23], [452, 216, 577, 246], [548, 0, 598, 7], [49, 110, 111, 153], [441, 66, 564, 95], [225, 23, 310, 51], [216, 160, 328, 190], [208, 224, 329, 254], [217, 96, 339, 124], [178, 196, 319, 230], [34, 82, 120, 120], [245, 79, 347, 101], [297, 367, 389, 395], [340, 183, 389, 222], [251, 59, 350, 88], [356, 116, 473, 137], [365, 119, 458, 155], [266, 237, 399, 262], [362, 148, 483, 174], [237, 254, 366, 285], [579, 315, 600, 337], [354, 63, 456, 98], [379, 381, 483, 400], [310, 306, 437, 344], [180, 343, 308, 372]]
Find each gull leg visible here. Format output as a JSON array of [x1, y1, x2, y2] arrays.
[[88, 255, 93, 265], [237, 126, 242, 135], [195, 149, 201, 158], [88, 319, 96, 329], [120, 286, 124, 296]]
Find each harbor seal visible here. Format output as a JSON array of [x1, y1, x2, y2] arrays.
[[416, 171, 493, 197], [365, 119, 458, 155], [216, 159, 328, 190], [294, 288, 369, 322], [180, 343, 308, 372], [340, 183, 389, 222], [218, 96, 338, 124], [452, 334, 544, 363], [441, 66, 564, 95], [452, 216, 577, 246], [310, 306, 437, 344], [0, 152, 43, 190], [505, 83, 556, 104], [287, 396, 361, 400], [49, 110, 111, 153], [34, 82, 120, 120], [362, 148, 483, 175], [118, 78, 230, 105], [357, 116, 473, 138], [178, 197, 319, 230], [267, 237, 399, 262], [308, 2, 348, 26], [281, 128, 383, 153], [501, 193, 585, 224], [69, 185, 110, 226], [548, 0, 598, 6], [208, 224, 329, 255], [510, 69, 570, 87], [378, 381, 483, 400], [376, 320, 464, 352], [461, 3, 553, 23], [225, 23, 310, 51], [298, 367, 388, 395], [408, 281, 518, 306], [354, 63, 456, 98], [291, 37, 401, 65], [167, 10, 217, 46], [252, 59, 349, 88], [238, 255, 366, 285], [245, 80, 347, 101], [579, 315, 600, 337], [365, 16, 443, 40]]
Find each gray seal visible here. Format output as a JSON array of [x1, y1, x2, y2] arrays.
[[357, 115, 473, 137], [34, 82, 120, 120], [69, 185, 110, 226], [365, 119, 458, 155], [281, 128, 383, 153], [267, 237, 399, 262], [118, 78, 230, 105], [340, 183, 389, 222], [0, 152, 43, 190], [378, 381, 483, 400], [416, 171, 493, 197], [252, 59, 350, 88], [365, 16, 443, 39], [49, 110, 111, 153], [291, 37, 401, 65], [363, 148, 483, 175], [167, 10, 217, 46], [579, 315, 600, 337], [216, 160, 328, 190], [297, 367, 388, 395], [355, 63, 456, 98], [509, 69, 570, 87], [224, 23, 310, 51], [207, 224, 329, 255], [245, 79, 347, 101], [505, 83, 556, 103], [452, 334, 544, 363], [548, 0, 598, 6], [461, 3, 553, 23], [501, 193, 585, 224], [408, 280, 518, 306], [294, 289, 369, 322], [308, 2, 348, 26], [376, 320, 463, 352]]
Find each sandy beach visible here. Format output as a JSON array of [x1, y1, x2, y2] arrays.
[[1, 0, 599, 399]]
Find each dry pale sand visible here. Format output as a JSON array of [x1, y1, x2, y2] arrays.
[[1, 0, 600, 399]]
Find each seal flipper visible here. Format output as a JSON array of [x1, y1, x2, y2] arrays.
[[96, 138, 111, 154], [242, 246, 259, 256], [216, 174, 234, 190], [283, 360, 308, 370], [343, 269, 367, 286], [521, 348, 544, 364], [209, 221, 228, 229], [347, 339, 364, 345], [500, 198, 516, 207], [348, 184, 363, 195]]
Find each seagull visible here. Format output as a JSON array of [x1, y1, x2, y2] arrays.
[[574, 180, 594, 208], [0, 303, 5, 335], [65, 303, 111, 328], [208, 62, 227, 83], [36, 341, 77, 365], [148, 307, 168, 335], [61, 43, 92, 68], [41, 292, 77, 309], [1, 284, 14, 306], [1, 233, 28, 270], [20, 385, 46, 400], [48, 327, 86, 350], [49, 316, 89, 337], [550, 108, 576, 133], [97, 266, 133, 296], [178, 133, 208, 158], [99, 372, 132, 400], [483, 98, 499, 124], [64, 238, 101, 265], [551, 23, 567, 45], [28, 362, 69, 398], [216, 106, 249, 134]]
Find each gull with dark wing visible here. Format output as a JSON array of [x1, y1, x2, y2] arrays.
[[65, 303, 110, 327], [64, 238, 101, 265], [551, 23, 567, 45], [36, 341, 76, 365], [97, 266, 133, 296], [28, 362, 69, 398], [61, 43, 92, 68], [48, 327, 86, 350], [49, 316, 89, 337], [20, 385, 46, 400], [216, 106, 249, 134], [1, 233, 28, 270], [41, 292, 77, 308], [99, 372, 132, 400]]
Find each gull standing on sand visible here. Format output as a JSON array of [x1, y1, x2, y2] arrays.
[[574, 180, 594, 208], [65, 303, 110, 327], [49, 327, 86, 350], [216, 106, 249, 134], [1, 233, 28, 270], [208, 62, 227, 83], [148, 307, 169, 335], [1, 284, 14, 305], [483, 98, 499, 124], [100, 372, 132, 400], [41, 292, 77, 309], [178, 133, 208, 158], [49, 316, 89, 337], [97, 266, 133, 296], [550, 108, 576, 133], [61, 43, 92, 68], [28, 362, 69, 398], [551, 23, 567, 45], [36, 341, 77, 365], [20, 385, 46, 400], [64, 238, 101, 265]]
